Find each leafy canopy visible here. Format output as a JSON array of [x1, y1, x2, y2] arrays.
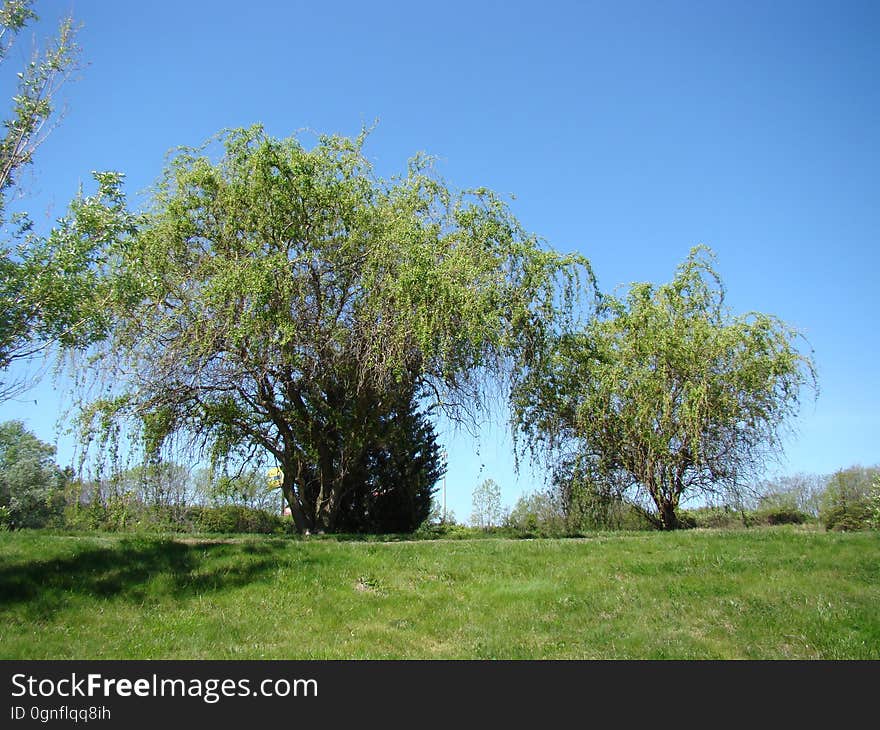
[[471, 478, 503, 529], [0, 419, 67, 528], [77, 126, 589, 532], [513, 246, 816, 529]]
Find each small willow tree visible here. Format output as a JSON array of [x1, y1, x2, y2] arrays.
[[76, 126, 588, 533], [513, 246, 816, 530]]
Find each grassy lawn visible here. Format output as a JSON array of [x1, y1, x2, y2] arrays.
[[0, 528, 877, 659]]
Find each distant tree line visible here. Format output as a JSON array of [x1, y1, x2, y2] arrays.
[[499, 465, 880, 535], [2, 419, 877, 535]]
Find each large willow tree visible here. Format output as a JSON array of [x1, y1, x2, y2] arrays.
[[79, 126, 586, 533], [513, 247, 816, 530]]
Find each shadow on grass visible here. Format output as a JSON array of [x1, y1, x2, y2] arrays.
[[0, 539, 292, 620]]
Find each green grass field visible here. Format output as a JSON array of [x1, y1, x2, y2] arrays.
[[1, 528, 878, 659]]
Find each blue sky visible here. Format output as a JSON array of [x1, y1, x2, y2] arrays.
[[2, 0, 877, 521]]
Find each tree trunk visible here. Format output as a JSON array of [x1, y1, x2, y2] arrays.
[[646, 476, 680, 530], [281, 472, 311, 533], [312, 445, 340, 534], [658, 499, 679, 530]]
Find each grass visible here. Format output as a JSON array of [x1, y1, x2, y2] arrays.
[[0, 527, 878, 659]]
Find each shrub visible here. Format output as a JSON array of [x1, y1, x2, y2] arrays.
[[413, 521, 498, 540], [62, 501, 104, 531], [61, 492, 177, 532], [821, 504, 872, 532], [819, 466, 879, 531], [677, 505, 810, 529], [0, 421, 68, 528], [685, 506, 745, 529], [870, 477, 880, 530], [675, 512, 698, 530], [186, 505, 288, 534], [751, 507, 811, 526], [59, 497, 289, 535], [505, 492, 566, 537]]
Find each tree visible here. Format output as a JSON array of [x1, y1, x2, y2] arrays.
[[513, 246, 816, 530], [76, 126, 586, 533], [0, 2, 129, 399], [333, 389, 444, 533], [505, 490, 564, 533], [0, 0, 78, 206], [757, 472, 826, 518], [0, 419, 67, 527], [819, 464, 880, 531], [470, 478, 503, 529]]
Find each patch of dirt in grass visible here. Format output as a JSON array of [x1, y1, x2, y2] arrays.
[[355, 576, 386, 595]]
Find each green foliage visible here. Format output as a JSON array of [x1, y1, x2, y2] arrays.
[[0, 0, 79, 210], [470, 478, 503, 529], [675, 512, 699, 529], [76, 126, 588, 533], [504, 476, 655, 536], [678, 504, 811, 530], [0, 419, 66, 527], [61, 492, 119, 532], [0, 3, 132, 399], [568, 492, 655, 532], [59, 476, 287, 535], [676, 506, 745, 529], [186, 505, 288, 535], [681, 498, 827, 531], [412, 521, 504, 540], [505, 491, 566, 535], [820, 465, 880, 531], [59, 461, 195, 532], [751, 507, 811, 526], [334, 394, 443, 534], [62, 495, 164, 533], [869, 476, 880, 530], [513, 246, 816, 530]]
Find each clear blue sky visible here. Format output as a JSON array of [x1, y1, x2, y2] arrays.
[[2, 0, 877, 521]]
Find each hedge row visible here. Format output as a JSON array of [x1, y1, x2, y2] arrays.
[[60, 501, 292, 535]]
